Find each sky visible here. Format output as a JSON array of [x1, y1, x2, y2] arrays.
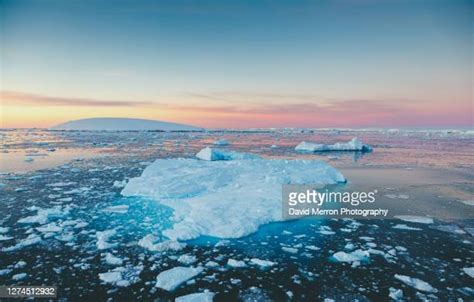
[[1, 0, 472, 129]]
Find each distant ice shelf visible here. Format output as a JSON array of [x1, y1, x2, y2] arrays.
[[51, 117, 203, 131], [295, 137, 372, 152], [121, 156, 346, 241]]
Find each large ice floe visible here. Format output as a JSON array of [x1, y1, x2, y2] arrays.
[[295, 137, 372, 152], [122, 155, 345, 241]]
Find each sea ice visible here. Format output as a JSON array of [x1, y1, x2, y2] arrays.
[[463, 267, 474, 278], [392, 224, 422, 231], [155, 266, 204, 291], [138, 235, 186, 252], [250, 258, 276, 268], [175, 292, 215, 302], [295, 137, 372, 152], [178, 254, 197, 265], [332, 249, 370, 263], [227, 259, 247, 268], [394, 274, 437, 293], [195, 147, 260, 161], [394, 215, 434, 224], [104, 253, 124, 266], [12, 273, 27, 281], [2, 234, 42, 252], [213, 139, 229, 146], [122, 158, 345, 241], [18, 206, 70, 225], [96, 229, 118, 250]]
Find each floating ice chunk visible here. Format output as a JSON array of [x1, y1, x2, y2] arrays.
[[431, 224, 466, 234], [122, 158, 345, 241], [195, 147, 260, 161], [282, 247, 298, 254], [394, 275, 437, 293], [394, 215, 433, 224], [96, 229, 117, 250], [250, 258, 276, 268], [12, 273, 27, 281], [305, 245, 320, 251], [389, 287, 403, 301], [205, 261, 219, 268], [213, 139, 229, 146], [36, 222, 62, 233], [0, 235, 13, 241], [155, 266, 204, 291], [463, 267, 474, 278], [175, 292, 215, 302], [18, 206, 69, 225], [99, 271, 122, 285], [461, 200, 474, 206], [178, 254, 197, 265], [99, 265, 143, 287], [295, 137, 372, 152], [104, 253, 124, 266], [0, 269, 12, 276], [113, 180, 127, 188], [332, 249, 370, 263], [2, 234, 42, 252], [47, 182, 76, 187], [103, 205, 129, 214], [138, 235, 186, 252], [0, 227, 9, 233], [295, 142, 326, 152], [227, 259, 247, 268], [393, 224, 421, 231]]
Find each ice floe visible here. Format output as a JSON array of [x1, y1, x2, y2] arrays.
[[2, 234, 42, 252], [195, 147, 260, 161], [96, 229, 118, 250], [227, 259, 247, 268], [175, 291, 215, 302], [392, 224, 422, 231], [394, 274, 437, 293], [462, 267, 474, 278], [331, 249, 370, 263], [249, 258, 276, 268], [138, 235, 186, 252], [155, 266, 204, 291], [18, 206, 70, 225], [122, 158, 345, 241], [295, 137, 372, 152], [394, 215, 434, 224]]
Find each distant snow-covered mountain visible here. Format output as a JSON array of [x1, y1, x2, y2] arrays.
[[51, 118, 203, 131]]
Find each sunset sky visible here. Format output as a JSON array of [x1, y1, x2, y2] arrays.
[[1, 0, 472, 129]]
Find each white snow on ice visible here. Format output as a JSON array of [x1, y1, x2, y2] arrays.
[[122, 158, 345, 241], [155, 266, 204, 291], [394, 274, 437, 293], [175, 292, 215, 302], [394, 215, 434, 224], [295, 137, 372, 152], [195, 147, 260, 161]]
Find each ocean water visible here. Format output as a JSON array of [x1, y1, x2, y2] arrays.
[[0, 129, 473, 301]]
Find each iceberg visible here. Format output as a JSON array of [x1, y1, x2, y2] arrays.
[[195, 147, 260, 161], [295, 137, 372, 152], [122, 158, 345, 241], [51, 117, 202, 131], [394, 215, 434, 224], [155, 266, 204, 291]]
